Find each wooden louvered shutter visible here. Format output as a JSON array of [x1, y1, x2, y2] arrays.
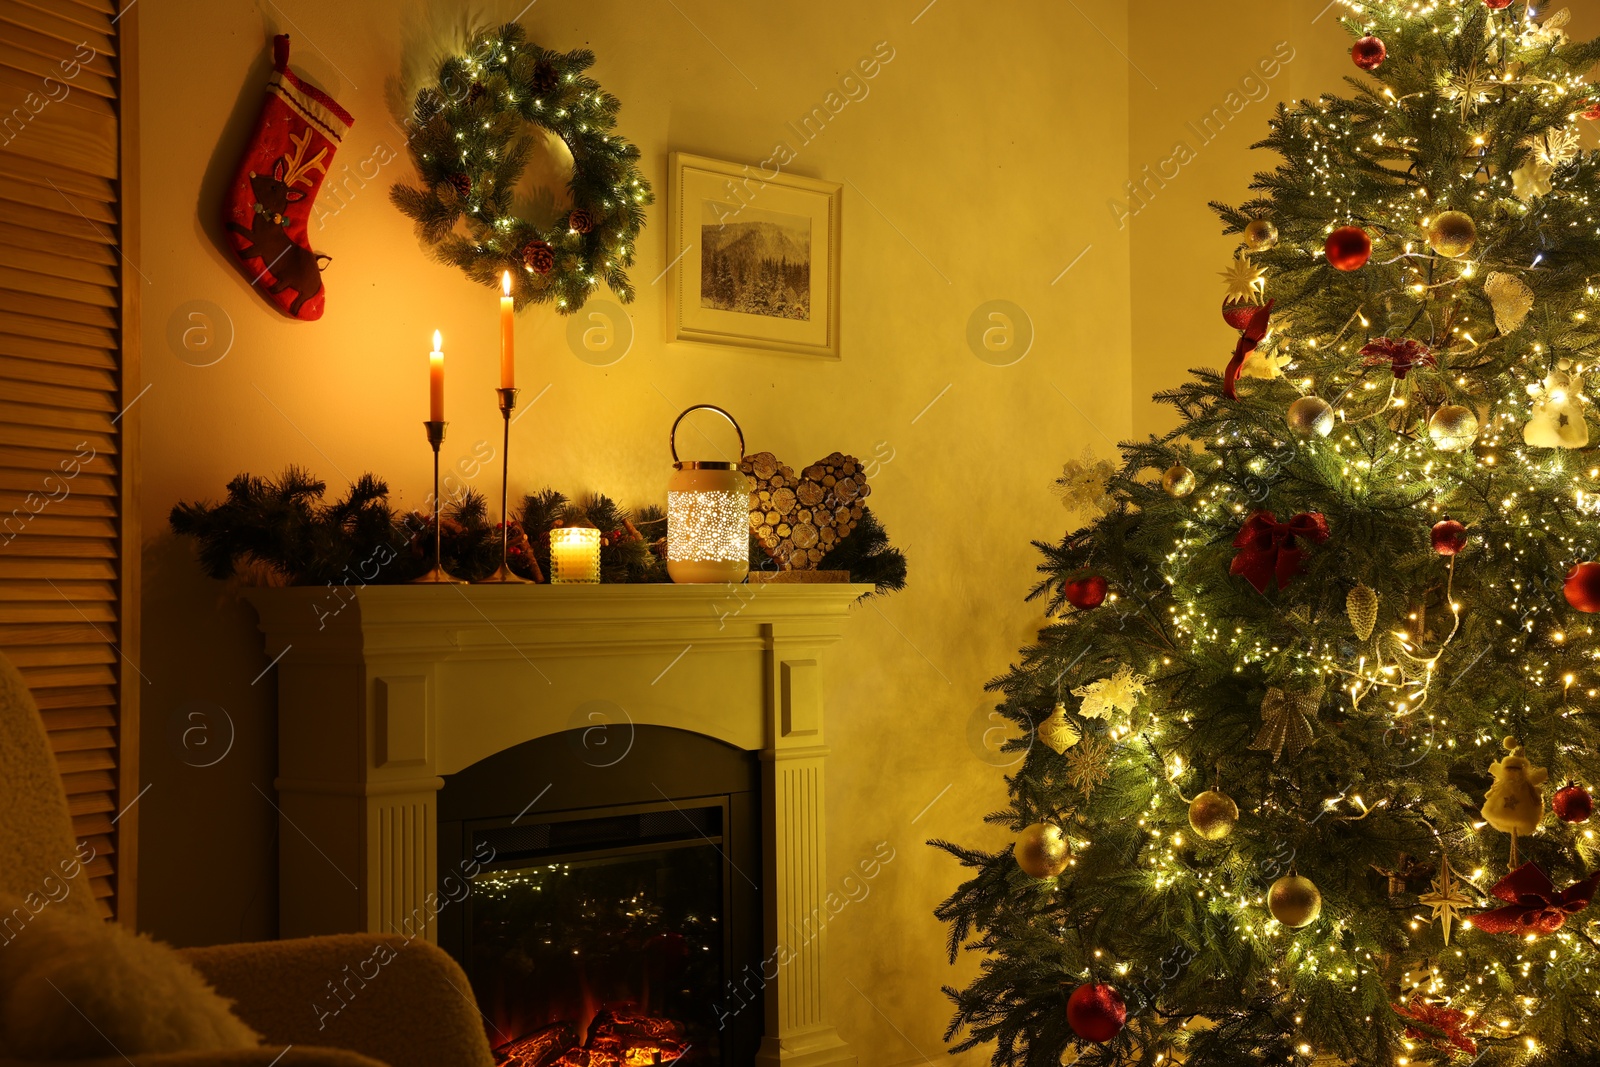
[[0, 0, 139, 924]]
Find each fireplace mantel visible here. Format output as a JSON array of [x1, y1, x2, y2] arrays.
[[247, 582, 870, 1067]]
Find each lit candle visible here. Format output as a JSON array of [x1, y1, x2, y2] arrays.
[[429, 330, 444, 423], [499, 272, 515, 390], [549, 520, 601, 584]]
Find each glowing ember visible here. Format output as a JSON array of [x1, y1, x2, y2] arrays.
[[495, 1006, 688, 1067]]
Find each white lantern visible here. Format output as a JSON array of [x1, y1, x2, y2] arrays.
[[667, 405, 751, 585]]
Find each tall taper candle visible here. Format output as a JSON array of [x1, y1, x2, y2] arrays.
[[499, 272, 515, 390], [429, 330, 444, 423]]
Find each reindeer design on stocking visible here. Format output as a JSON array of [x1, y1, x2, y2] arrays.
[[228, 129, 330, 317]]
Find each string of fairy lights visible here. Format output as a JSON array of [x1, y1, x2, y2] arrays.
[[997, 2, 1600, 1063]]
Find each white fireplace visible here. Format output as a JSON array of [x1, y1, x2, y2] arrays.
[[247, 583, 868, 1067]]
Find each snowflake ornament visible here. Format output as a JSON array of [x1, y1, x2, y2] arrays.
[[1063, 734, 1112, 798], [1071, 664, 1149, 721], [1051, 447, 1116, 517]]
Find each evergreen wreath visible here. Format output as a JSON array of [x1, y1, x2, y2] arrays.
[[390, 23, 652, 313]]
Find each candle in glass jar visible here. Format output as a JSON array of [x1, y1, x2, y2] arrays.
[[549, 522, 601, 584], [499, 272, 515, 390], [428, 330, 444, 422]]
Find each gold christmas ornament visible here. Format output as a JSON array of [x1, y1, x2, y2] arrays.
[[1187, 789, 1240, 841], [1418, 854, 1473, 946], [1015, 822, 1071, 878], [1347, 584, 1379, 640], [1427, 404, 1479, 452], [1268, 872, 1323, 928], [1481, 736, 1547, 837], [1220, 254, 1269, 304], [1064, 734, 1113, 798], [1250, 684, 1323, 762], [1484, 271, 1534, 334], [1286, 396, 1335, 439], [1038, 703, 1081, 755], [1243, 219, 1279, 252], [1426, 210, 1477, 259], [1161, 463, 1196, 498]]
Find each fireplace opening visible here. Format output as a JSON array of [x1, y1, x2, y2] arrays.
[[439, 725, 763, 1066]]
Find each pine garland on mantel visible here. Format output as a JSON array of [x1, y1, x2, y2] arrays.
[[169, 467, 907, 595]]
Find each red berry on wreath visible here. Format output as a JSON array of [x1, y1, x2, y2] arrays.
[[1431, 519, 1468, 556], [1554, 782, 1594, 824], [1064, 576, 1108, 610], [520, 239, 555, 275], [448, 173, 472, 199], [1565, 562, 1600, 613], [1325, 226, 1372, 271], [1066, 983, 1126, 1043], [567, 208, 595, 234], [1351, 36, 1386, 71]]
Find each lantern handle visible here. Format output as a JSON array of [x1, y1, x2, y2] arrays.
[[669, 405, 745, 465]]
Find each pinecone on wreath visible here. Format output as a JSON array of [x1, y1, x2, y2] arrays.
[[448, 173, 472, 199], [466, 81, 486, 104], [532, 61, 559, 95], [520, 239, 555, 274], [567, 208, 594, 234]]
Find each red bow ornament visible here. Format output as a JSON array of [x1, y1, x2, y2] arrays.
[[1229, 511, 1329, 594], [1359, 337, 1437, 380], [1394, 997, 1477, 1057], [1223, 300, 1274, 401], [1472, 862, 1600, 935]]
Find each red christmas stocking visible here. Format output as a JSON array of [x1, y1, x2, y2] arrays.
[[222, 35, 354, 321]]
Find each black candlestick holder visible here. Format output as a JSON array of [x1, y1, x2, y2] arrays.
[[483, 388, 533, 583], [412, 419, 466, 584]]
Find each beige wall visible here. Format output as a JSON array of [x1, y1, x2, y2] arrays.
[[136, 1, 1131, 1063]]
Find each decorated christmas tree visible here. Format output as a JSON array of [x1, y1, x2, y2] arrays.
[[936, 4, 1600, 1065]]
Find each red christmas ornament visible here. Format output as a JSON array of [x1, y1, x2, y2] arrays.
[[1351, 36, 1387, 72], [1430, 520, 1468, 556], [1064, 576, 1108, 610], [1325, 226, 1372, 271], [1555, 783, 1594, 824], [1223, 299, 1275, 401], [1585, 101, 1600, 122], [1066, 983, 1126, 1043], [1484, 0, 1514, 8], [1565, 562, 1600, 613]]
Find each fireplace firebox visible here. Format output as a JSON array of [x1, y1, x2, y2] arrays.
[[438, 725, 764, 1066]]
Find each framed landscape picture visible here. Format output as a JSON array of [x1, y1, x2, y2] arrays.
[[668, 153, 842, 359]]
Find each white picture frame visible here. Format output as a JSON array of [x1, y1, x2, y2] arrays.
[[667, 152, 842, 359]]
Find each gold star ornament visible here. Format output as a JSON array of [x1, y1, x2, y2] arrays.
[[1220, 254, 1268, 305], [1418, 854, 1474, 946]]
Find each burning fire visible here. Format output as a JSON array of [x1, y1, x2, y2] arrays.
[[496, 1006, 688, 1067]]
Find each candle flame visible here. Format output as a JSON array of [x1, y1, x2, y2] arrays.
[[502, 271, 512, 297], [432, 330, 442, 352]]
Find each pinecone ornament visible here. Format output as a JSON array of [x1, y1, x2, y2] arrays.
[[533, 61, 560, 95], [1347, 584, 1379, 640], [567, 208, 594, 234], [448, 173, 472, 199], [466, 82, 486, 104], [521, 238, 554, 275]]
